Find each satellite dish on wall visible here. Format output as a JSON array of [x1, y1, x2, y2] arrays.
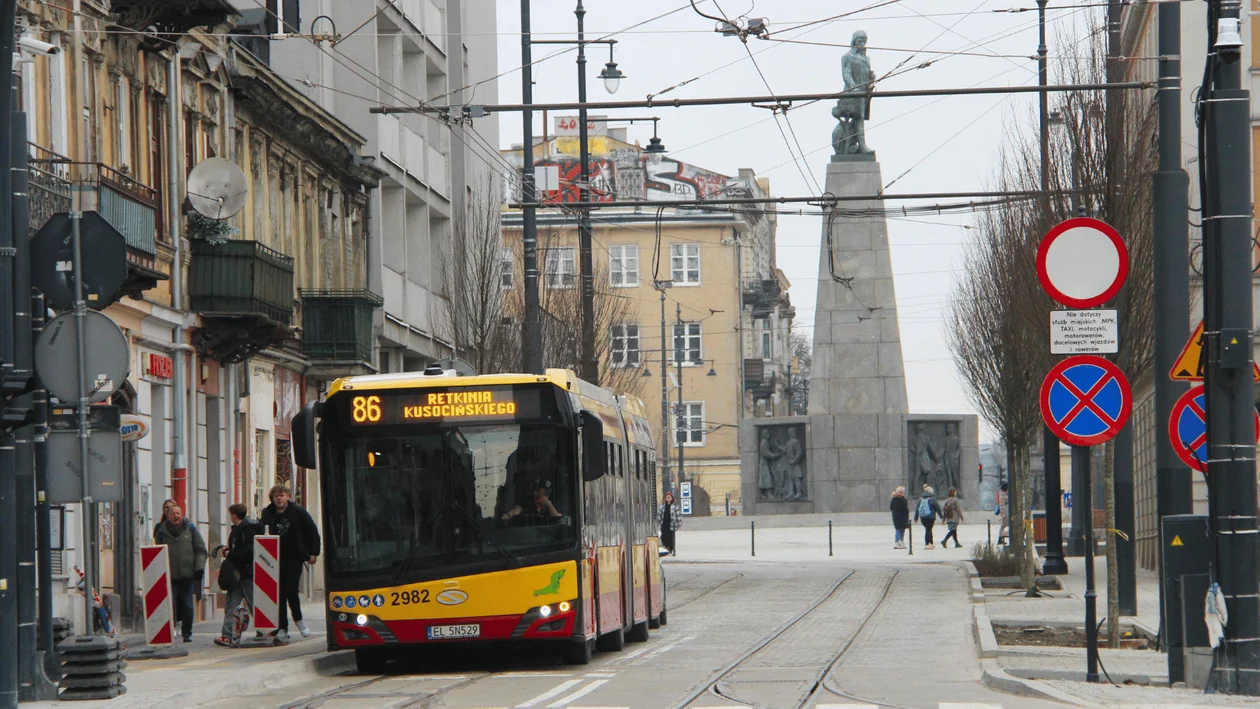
[[186, 157, 248, 219]]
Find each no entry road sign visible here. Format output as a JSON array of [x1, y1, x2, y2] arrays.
[[1040, 355, 1132, 446], [1168, 384, 1260, 473], [1037, 217, 1129, 308]]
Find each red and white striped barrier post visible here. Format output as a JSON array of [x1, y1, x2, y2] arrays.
[[140, 545, 174, 645], [253, 535, 280, 631]]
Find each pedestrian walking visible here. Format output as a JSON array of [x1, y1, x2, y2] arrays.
[[939, 487, 965, 548], [153, 504, 207, 642], [259, 484, 321, 644], [914, 485, 944, 549], [889, 486, 909, 549], [215, 504, 261, 647], [659, 492, 681, 556], [996, 482, 1010, 545]]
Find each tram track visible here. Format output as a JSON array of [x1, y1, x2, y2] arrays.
[[672, 569, 898, 709]]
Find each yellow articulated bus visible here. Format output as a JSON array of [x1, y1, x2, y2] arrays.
[[292, 368, 666, 673]]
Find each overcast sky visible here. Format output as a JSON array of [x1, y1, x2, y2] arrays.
[[494, 0, 1094, 442]]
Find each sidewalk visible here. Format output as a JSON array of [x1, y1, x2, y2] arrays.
[[975, 554, 1255, 706], [31, 599, 353, 707]]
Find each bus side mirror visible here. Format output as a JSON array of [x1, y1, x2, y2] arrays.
[[292, 401, 322, 469], [581, 411, 606, 482]]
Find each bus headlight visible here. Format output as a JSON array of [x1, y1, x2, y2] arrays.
[[559, 601, 571, 613], [355, 614, 369, 626], [539, 605, 552, 618]]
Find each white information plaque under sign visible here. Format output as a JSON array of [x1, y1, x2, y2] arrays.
[[1050, 309, 1119, 354]]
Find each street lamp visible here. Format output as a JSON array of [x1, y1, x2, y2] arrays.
[[531, 3, 625, 387], [599, 45, 624, 94]]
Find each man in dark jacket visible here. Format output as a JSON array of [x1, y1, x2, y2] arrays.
[[153, 505, 208, 642], [259, 484, 320, 643], [215, 504, 260, 647]]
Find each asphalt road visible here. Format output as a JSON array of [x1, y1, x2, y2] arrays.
[[201, 560, 1068, 709]]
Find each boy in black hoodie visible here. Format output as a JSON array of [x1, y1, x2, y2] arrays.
[[259, 484, 321, 643]]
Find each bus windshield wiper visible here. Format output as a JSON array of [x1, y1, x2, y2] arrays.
[[446, 499, 521, 568], [391, 542, 437, 585]]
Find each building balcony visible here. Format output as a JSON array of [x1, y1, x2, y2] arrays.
[[743, 278, 782, 317], [744, 358, 777, 398], [29, 145, 168, 303], [300, 289, 384, 377], [190, 240, 295, 363], [111, 0, 238, 38]]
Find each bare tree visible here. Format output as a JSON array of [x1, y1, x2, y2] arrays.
[[438, 191, 640, 397], [789, 331, 811, 415], [948, 17, 1155, 606]]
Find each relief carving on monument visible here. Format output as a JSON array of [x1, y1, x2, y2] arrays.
[[906, 420, 963, 496], [757, 424, 808, 502]]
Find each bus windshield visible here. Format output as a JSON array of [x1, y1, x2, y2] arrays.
[[322, 423, 578, 580]]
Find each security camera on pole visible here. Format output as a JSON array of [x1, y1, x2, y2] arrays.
[[1036, 216, 1132, 685]]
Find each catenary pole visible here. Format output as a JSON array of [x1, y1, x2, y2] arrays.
[[0, 0, 21, 703], [31, 292, 55, 682], [675, 303, 685, 493], [520, 0, 543, 373], [70, 211, 94, 636], [575, 1, 597, 384], [168, 52, 188, 510], [1152, 0, 1193, 674], [1100, 0, 1137, 619], [659, 285, 671, 494], [1203, 0, 1260, 693]]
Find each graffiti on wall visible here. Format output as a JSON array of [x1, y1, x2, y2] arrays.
[[644, 158, 729, 201], [538, 158, 617, 204]]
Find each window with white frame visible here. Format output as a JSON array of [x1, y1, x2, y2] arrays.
[[501, 248, 514, 289], [609, 245, 639, 287], [672, 402, 705, 446], [545, 246, 576, 288], [671, 243, 701, 284], [759, 318, 772, 359], [610, 324, 641, 367], [672, 322, 702, 364]]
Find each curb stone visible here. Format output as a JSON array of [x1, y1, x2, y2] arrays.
[[979, 658, 1090, 706], [973, 606, 1000, 658]]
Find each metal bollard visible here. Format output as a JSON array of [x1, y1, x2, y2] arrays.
[[751, 521, 756, 557], [908, 524, 914, 556], [988, 519, 992, 547], [828, 520, 833, 557]]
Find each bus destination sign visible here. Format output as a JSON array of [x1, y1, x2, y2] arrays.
[[345, 388, 541, 426]]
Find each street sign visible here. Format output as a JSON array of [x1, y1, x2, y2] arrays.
[[1169, 320, 1260, 382], [1167, 384, 1260, 473], [1036, 217, 1129, 308], [1040, 355, 1132, 446], [680, 498, 693, 516], [680, 482, 692, 500], [30, 211, 129, 311], [34, 310, 130, 404], [1050, 310, 1119, 354]]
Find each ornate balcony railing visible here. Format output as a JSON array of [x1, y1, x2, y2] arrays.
[[300, 289, 384, 364], [189, 240, 295, 325], [28, 143, 71, 236]]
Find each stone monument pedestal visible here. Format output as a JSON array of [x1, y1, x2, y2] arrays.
[[737, 156, 981, 513]]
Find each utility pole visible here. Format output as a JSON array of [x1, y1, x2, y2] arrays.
[[1104, 0, 1136, 617], [520, 0, 543, 373], [1152, 0, 1193, 672], [575, 0, 597, 384], [1036, 0, 1068, 576], [0, 0, 22, 704], [675, 303, 686, 492], [1202, 1, 1260, 693], [657, 283, 671, 494]]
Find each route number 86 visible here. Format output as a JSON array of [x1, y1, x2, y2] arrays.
[[352, 395, 382, 423]]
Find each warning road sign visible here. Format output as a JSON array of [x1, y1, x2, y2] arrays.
[[1171, 535, 1183, 547], [1167, 384, 1260, 473], [1040, 355, 1132, 446], [1169, 320, 1260, 382]]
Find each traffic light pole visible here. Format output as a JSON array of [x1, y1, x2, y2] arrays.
[[1202, 1, 1260, 693]]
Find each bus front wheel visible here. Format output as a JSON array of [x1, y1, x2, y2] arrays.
[[561, 638, 593, 665]]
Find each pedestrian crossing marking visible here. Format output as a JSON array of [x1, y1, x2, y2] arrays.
[[938, 704, 1004, 709], [1172, 535, 1184, 547], [547, 679, 609, 708], [516, 679, 583, 708]]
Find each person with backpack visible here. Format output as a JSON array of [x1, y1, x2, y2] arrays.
[[153, 505, 207, 642], [939, 487, 965, 548], [259, 484, 321, 644], [215, 504, 261, 647], [889, 486, 910, 549], [914, 485, 944, 550]]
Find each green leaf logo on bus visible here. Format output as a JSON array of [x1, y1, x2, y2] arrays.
[[533, 569, 565, 597]]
